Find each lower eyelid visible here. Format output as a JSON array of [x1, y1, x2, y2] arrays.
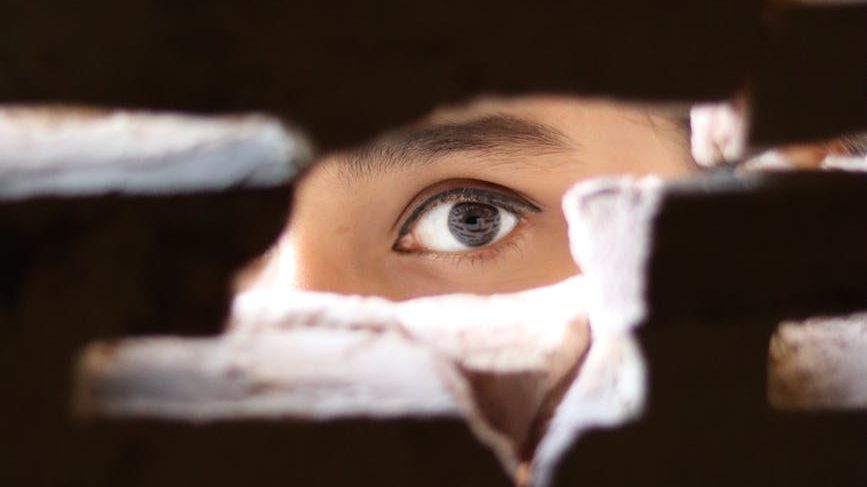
[[397, 186, 540, 238], [397, 217, 532, 262], [440, 226, 529, 266]]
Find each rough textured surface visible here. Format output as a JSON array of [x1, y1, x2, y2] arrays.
[[690, 99, 750, 166], [69, 418, 513, 487], [0, 107, 307, 336], [531, 323, 645, 487], [395, 281, 592, 465], [565, 171, 867, 328], [649, 171, 867, 324], [547, 323, 867, 487], [0, 106, 310, 198], [769, 312, 867, 409], [688, 4, 867, 162], [66, 171, 867, 487], [563, 177, 664, 333], [1, 3, 862, 152], [0, 1, 763, 150], [4, 168, 867, 486], [750, 3, 867, 146], [1, 193, 296, 485], [77, 300, 458, 421], [550, 171, 867, 487], [0, 108, 304, 487], [78, 279, 596, 479]]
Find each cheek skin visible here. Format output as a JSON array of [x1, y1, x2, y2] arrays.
[[379, 212, 579, 300], [277, 101, 695, 300], [281, 164, 368, 294], [286, 162, 420, 298], [286, 147, 691, 300]]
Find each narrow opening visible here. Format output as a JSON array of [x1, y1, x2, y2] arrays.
[[4, 95, 864, 487]]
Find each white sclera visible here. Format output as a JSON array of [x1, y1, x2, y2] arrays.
[[412, 202, 518, 252]]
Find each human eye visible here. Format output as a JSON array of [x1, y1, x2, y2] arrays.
[[392, 181, 541, 256]]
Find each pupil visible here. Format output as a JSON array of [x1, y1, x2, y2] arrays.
[[448, 202, 501, 247]]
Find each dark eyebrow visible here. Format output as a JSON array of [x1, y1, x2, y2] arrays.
[[341, 114, 572, 178]]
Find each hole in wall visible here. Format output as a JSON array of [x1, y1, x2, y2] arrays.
[[47, 94, 867, 487]]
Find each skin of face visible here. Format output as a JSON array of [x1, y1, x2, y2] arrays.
[[262, 96, 696, 300]]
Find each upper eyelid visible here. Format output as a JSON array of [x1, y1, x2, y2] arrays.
[[397, 186, 541, 237]]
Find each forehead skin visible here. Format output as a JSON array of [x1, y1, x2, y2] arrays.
[[278, 96, 694, 299]]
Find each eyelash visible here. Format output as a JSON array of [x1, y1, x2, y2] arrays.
[[392, 183, 540, 261], [417, 231, 528, 267]]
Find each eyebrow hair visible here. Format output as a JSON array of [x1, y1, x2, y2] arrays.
[[340, 114, 572, 179]]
